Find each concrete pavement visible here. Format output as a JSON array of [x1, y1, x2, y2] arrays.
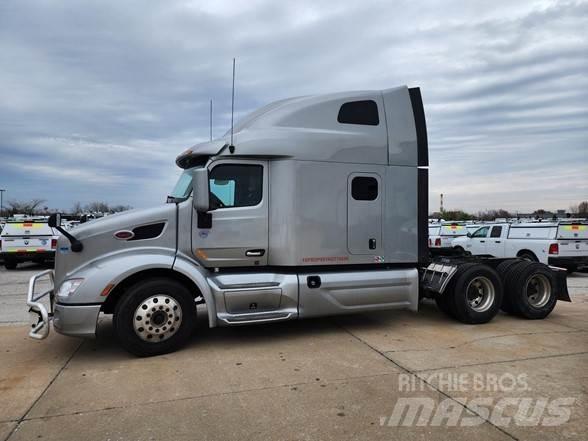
[[1, 266, 587, 440]]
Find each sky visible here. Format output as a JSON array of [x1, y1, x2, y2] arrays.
[[0, 0, 586, 214]]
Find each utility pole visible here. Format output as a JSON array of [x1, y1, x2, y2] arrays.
[[0, 189, 5, 219], [440, 193, 444, 213]]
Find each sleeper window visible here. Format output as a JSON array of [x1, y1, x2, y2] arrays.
[[351, 177, 378, 201], [209, 164, 263, 209], [337, 100, 379, 126]]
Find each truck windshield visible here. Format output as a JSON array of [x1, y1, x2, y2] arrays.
[[169, 170, 193, 200]]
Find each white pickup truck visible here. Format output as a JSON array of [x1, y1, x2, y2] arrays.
[[452, 221, 588, 272], [428, 222, 482, 250], [0, 222, 58, 269]]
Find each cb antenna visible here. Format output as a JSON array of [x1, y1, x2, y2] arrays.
[[209, 99, 213, 142], [229, 58, 236, 153]]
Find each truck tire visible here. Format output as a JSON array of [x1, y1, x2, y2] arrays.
[[435, 294, 454, 318], [502, 262, 557, 319], [4, 260, 17, 270], [517, 251, 538, 262], [113, 278, 197, 357], [448, 264, 503, 324], [496, 259, 524, 314], [563, 265, 577, 275]]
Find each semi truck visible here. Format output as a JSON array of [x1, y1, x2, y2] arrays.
[[26, 86, 570, 356]]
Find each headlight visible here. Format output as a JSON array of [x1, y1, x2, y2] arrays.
[[56, 279, 84, 298]]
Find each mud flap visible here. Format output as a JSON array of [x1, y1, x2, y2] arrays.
[[551, 267, 571, 302]]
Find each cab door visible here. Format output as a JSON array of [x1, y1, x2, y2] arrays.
[[485, 225, 505, 257], [192, 160, 268, 268], [347, 173, 382, 255], [468, 226, 490, 255]]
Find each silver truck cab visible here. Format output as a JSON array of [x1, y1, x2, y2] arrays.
[[27, 86, 428, 355]]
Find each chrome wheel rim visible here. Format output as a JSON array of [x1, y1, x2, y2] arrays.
[[133, 294, 182, 342], [466, 276, 495, 312], [525, 274, 551, 308]]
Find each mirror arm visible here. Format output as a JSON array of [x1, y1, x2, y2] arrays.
[[55, 226, 84, 252], [49, 213, 83, 252]]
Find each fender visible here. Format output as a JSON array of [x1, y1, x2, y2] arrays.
[[172, 252, 217, 328], [57, 248, 217, 328], [57, 248, 177, 305]]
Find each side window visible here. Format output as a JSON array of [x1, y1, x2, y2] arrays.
[[209, 164, 263, 209], [351, 176, 378, 201], [471, 226, 489, 238], [490, 226, 502, 238], [337, 100, 379, 126]]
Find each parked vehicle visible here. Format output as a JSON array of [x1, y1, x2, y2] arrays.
[[452, 222, 588, 272], [25, 86, 570, 356], [428, 221, 474, 249], [1, 222, 58, 269]]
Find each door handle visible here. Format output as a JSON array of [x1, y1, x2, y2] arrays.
[[369, 238, 377, 250], [246, 249, 265, 257], [495, 240, 501, 243], [480, 240, 485, 243]]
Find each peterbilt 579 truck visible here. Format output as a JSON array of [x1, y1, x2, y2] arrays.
[[26, 86, 570, 356]]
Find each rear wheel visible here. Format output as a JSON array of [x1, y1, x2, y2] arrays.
[[497, 259, 524, 314], [517, 251, 538, 262], [114, 278, 197, 357], [435, 294, 454, 318], [447, 264, 503, 324], [503, 262, 557, 319]]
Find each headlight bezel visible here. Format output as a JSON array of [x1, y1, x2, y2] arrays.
[[56, 278, 85, 298]]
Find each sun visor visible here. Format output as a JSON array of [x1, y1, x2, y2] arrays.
[[175, 140, 227, 168]]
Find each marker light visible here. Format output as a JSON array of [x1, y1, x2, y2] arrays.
[[548, 243, 559, 255], [435, 238, 441, 247], [114, 230, 134, 240], [51, 239, 57, 249]]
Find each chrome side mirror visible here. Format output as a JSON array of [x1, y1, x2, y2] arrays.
[[193, 168, 210, 213]]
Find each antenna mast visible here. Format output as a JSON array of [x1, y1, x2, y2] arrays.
[[230, 58, 235, 149]]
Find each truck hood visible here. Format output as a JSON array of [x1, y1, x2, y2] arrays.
[[69, 205, 172, 241], [54, 204, 178, 286]]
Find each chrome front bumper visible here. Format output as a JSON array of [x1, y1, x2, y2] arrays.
[[27, 269, 55, 340]]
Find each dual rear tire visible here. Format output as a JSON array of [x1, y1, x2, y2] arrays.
[[498, 260, 557, 319], [436, 263, 503, 324], [436, 259, 559, 324]]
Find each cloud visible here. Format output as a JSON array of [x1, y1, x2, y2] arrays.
[[0, 0, 586, 212]]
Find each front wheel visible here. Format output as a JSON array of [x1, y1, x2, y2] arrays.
[[114, 278, 197, 357]]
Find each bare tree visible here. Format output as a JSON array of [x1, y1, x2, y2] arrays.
[[6, 199, 46, 215], [71, 201, 83, 215], [578, 201, 588, 216], [85, 201, 110, 213], [476, 209, 512, 221]]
